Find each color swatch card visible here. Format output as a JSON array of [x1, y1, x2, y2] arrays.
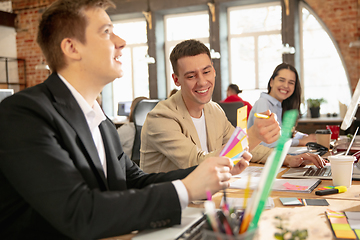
[[326, 210, 360, 239], [219, 126, 248, 162]]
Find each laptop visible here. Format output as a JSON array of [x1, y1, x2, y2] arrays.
[[282, 159, 360, 180], [283, 78, 360, 181], [132, 207, 206, 240]]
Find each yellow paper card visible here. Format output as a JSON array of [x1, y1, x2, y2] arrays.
[[237, 105, 247, 131], [354, 229, 360, 238], [332, 223, 352, 231], [334, 229, 356, 239]]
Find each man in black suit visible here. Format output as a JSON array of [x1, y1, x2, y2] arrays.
[[0, 0, 280, 239]]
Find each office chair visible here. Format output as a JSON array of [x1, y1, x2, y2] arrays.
[[131, 99, 160, 165], [218, 102, 244, 127]]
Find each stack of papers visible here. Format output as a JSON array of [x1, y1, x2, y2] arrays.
[[232, 166, 286, 178], [230, 177, 321, 193]]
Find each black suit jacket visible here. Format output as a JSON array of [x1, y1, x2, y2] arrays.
[[0, 73, 195, 239]]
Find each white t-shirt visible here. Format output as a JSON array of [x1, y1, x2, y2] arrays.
[[191, 110, 208, 153]]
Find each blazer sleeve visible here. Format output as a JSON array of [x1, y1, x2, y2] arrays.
[[142, 107, 225, 169], [249, 144, 274, 164], [0, 90, 192, 240]]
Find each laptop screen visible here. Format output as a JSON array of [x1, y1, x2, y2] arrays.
[[341, 78, 360, 131]]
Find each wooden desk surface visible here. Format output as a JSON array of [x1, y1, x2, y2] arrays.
[[205, 165, 360, 240], [104, 164, 360, 240]]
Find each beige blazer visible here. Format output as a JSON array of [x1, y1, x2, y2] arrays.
[[140, 90, 235, 173]]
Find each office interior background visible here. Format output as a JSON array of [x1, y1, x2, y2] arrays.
[[0, 0, 359, 121]]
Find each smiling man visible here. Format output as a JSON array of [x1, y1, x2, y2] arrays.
[[140, 39, 281, 173], [0, 2, 257, 239]]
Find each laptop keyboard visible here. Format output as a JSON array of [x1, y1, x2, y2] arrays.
[[304, 166, 332, 177]]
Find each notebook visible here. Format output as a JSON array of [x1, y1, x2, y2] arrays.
[[230, 177, 321, 193], [132, 207, 206, 240], [282, 160, 360, 180]]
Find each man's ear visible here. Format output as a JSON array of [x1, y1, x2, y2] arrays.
[[60, 38, 81, 61], [172, 73, 181, 87]]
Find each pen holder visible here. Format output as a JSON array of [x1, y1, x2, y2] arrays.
[[202, 228, 258, 240]]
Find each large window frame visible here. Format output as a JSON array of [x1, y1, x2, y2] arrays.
[[299, 1, 351, 116], [227, 2, 282, 105], [103, 18, 150, 118], [164, 11, 210, 95]]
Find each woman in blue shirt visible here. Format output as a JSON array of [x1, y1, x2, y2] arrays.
[[248, 63, 324, 168], [248, 63, 316, 147]]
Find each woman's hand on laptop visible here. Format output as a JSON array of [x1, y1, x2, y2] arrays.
[[284, 153, 326, 168]]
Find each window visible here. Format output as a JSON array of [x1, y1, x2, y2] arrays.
[[164, 11, 210, 94], [300, 4, 351, 116], [228, 2, 282, 105], [105, 19, 149, 118]]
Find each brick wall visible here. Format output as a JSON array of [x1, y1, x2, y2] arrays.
[[11, 0, 360, 90], [12, 0, 55, 87]]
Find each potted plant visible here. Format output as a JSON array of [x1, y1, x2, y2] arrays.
[[307, 98, 326, 118]]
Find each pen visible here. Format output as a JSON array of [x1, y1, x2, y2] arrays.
[[254, 113, 270, 119], [315, 186, 347, 196]]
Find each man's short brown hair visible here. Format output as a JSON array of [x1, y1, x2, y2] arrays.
[[36, 0, 115, 72], [170, 39, 211, 76]]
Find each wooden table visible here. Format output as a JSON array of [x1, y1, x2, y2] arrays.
[[104, 164, 360, 240], [204, 165, 360, 240]]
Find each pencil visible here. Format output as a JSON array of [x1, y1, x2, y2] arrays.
[[254, 113, 270, 119]]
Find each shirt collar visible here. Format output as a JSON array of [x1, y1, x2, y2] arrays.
[[57, 73, 106, 131], [261, 92, 282, 107]]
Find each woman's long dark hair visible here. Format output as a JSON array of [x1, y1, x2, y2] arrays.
[[267, 63, 301, 119]]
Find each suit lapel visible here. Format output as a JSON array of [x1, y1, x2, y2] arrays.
[[99, 120, 127, 191], [44, 73, 108, 188], [204, 103, 216, 152], [174, 91, 202, 147]]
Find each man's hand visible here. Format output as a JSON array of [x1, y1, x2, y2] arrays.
[[230, 151, 251, 175], [247, 110, 281, 151], [283, 153, 326, 168]]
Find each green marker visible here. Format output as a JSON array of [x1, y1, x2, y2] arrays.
[[247, 109, 298, 232]]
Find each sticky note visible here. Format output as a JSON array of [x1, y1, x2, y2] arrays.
[[283, 182, 308, 191], [334, 229, 356, 239], [354, 229, 360, 239], [279, 197, 303, 206], [237, 105, 247, 130], [332, 223, 352, 231], [329, 217, 349, 224], [304, 199, 329, 206]]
